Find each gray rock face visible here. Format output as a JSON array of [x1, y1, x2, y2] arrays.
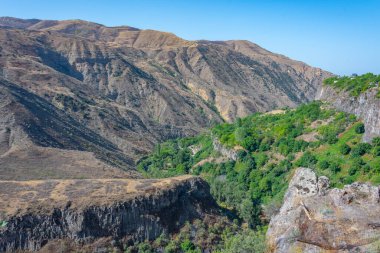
[[267, 167, 380, 253], [0, 177, 220, 252], [212, 138, 238, 161], [317, 86, 380, 142]]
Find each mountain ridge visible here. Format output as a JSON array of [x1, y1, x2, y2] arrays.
[[0, 17, 332, 175]]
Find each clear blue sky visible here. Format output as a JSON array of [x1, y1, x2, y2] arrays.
[[1, 0, 379, 75]]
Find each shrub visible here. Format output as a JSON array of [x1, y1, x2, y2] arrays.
[[287, 153, 295, 161], [237, 150, 248, 161], [235, 127, 248, 143], [242, 138, 259, 152], [348, 166, 359, 176], [339, 143, 351, 155], [371, 174, 380, 185], [180, 239, 196, 252], [355, 123, 365, 134], [164, 241, 178, 253], [154, 233, 169, 248], [296, 151, 317, 168], [363, 164, 372, 173], [137, 242, 154, 253], [351, 143, 372, 157], [372, 137, 380, 147], [318, 160, 330, 170], [344, 175, 356, 184], [323, 132, 338, 144], [239, 198, 256, 228], [373, 146, 380, 156], [329, 162, 341, 173], [255, 153, 268, 168], [0, 221, 7, 228], [220, 228, 267, 253]]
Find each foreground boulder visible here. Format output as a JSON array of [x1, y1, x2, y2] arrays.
[[267, 167, 380, 252], [0, 176, 221, 252]]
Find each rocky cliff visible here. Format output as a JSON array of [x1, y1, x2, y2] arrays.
[[317, 85, 380, 142], [212, 138, 238, 161], [0, 17, 332, 170], [0, 176, 222, 252], [267, 167, 380, 252]]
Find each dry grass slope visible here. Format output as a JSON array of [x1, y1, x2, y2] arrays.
[[0, 175, 194, 218]]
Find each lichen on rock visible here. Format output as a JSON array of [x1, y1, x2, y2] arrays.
[[267, 167, 380, 253]]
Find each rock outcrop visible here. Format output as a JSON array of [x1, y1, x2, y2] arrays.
[[212, 138, 238, 161], [267, 167, 380, 253], [0, 176, 222, 252], [317, 85, 380, 142]]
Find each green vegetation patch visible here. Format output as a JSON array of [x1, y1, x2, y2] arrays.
[[0, 220, 7, 228], [323, 73, 380, 97], [138, 101, 380, 251], [124, 219, 267, 253]]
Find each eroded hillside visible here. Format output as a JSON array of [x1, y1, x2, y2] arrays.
[[0, 78, 138, 179], [0, 17, 331, 167]]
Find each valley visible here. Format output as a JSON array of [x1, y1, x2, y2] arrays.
[[0, 16, 379, 253]]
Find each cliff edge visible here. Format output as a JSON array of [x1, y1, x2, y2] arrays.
[[317, 85, 380, 142], [267, 167, 380, 252], [0, 176, 222, 252]]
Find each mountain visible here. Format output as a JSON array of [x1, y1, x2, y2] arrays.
[[0, 17, 331, 175], [0, 78, 138, 180]]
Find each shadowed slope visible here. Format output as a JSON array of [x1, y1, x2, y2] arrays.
[[0, 78, 138, 180]]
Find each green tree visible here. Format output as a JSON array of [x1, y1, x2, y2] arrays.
[[242, 137, 259, 152], [234, 127, 248, 143], [137, 242, 153, 253], [373, 146, 380, 156], [339, 143, 351, 155], [348, 166, 359, 175], [329, 162, 341, 173], [325, 132, 338, 144], [318, 160, 330, 170], [351, 143, 371, 157], [296, 151, 317, 168], [355, 123, 365, 134], [372, 137, 380, 147], [164, 241, 178, 253], [181, 239, 195, 252], [239, 198, 256, 228], [220, 229, 267, 253]]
